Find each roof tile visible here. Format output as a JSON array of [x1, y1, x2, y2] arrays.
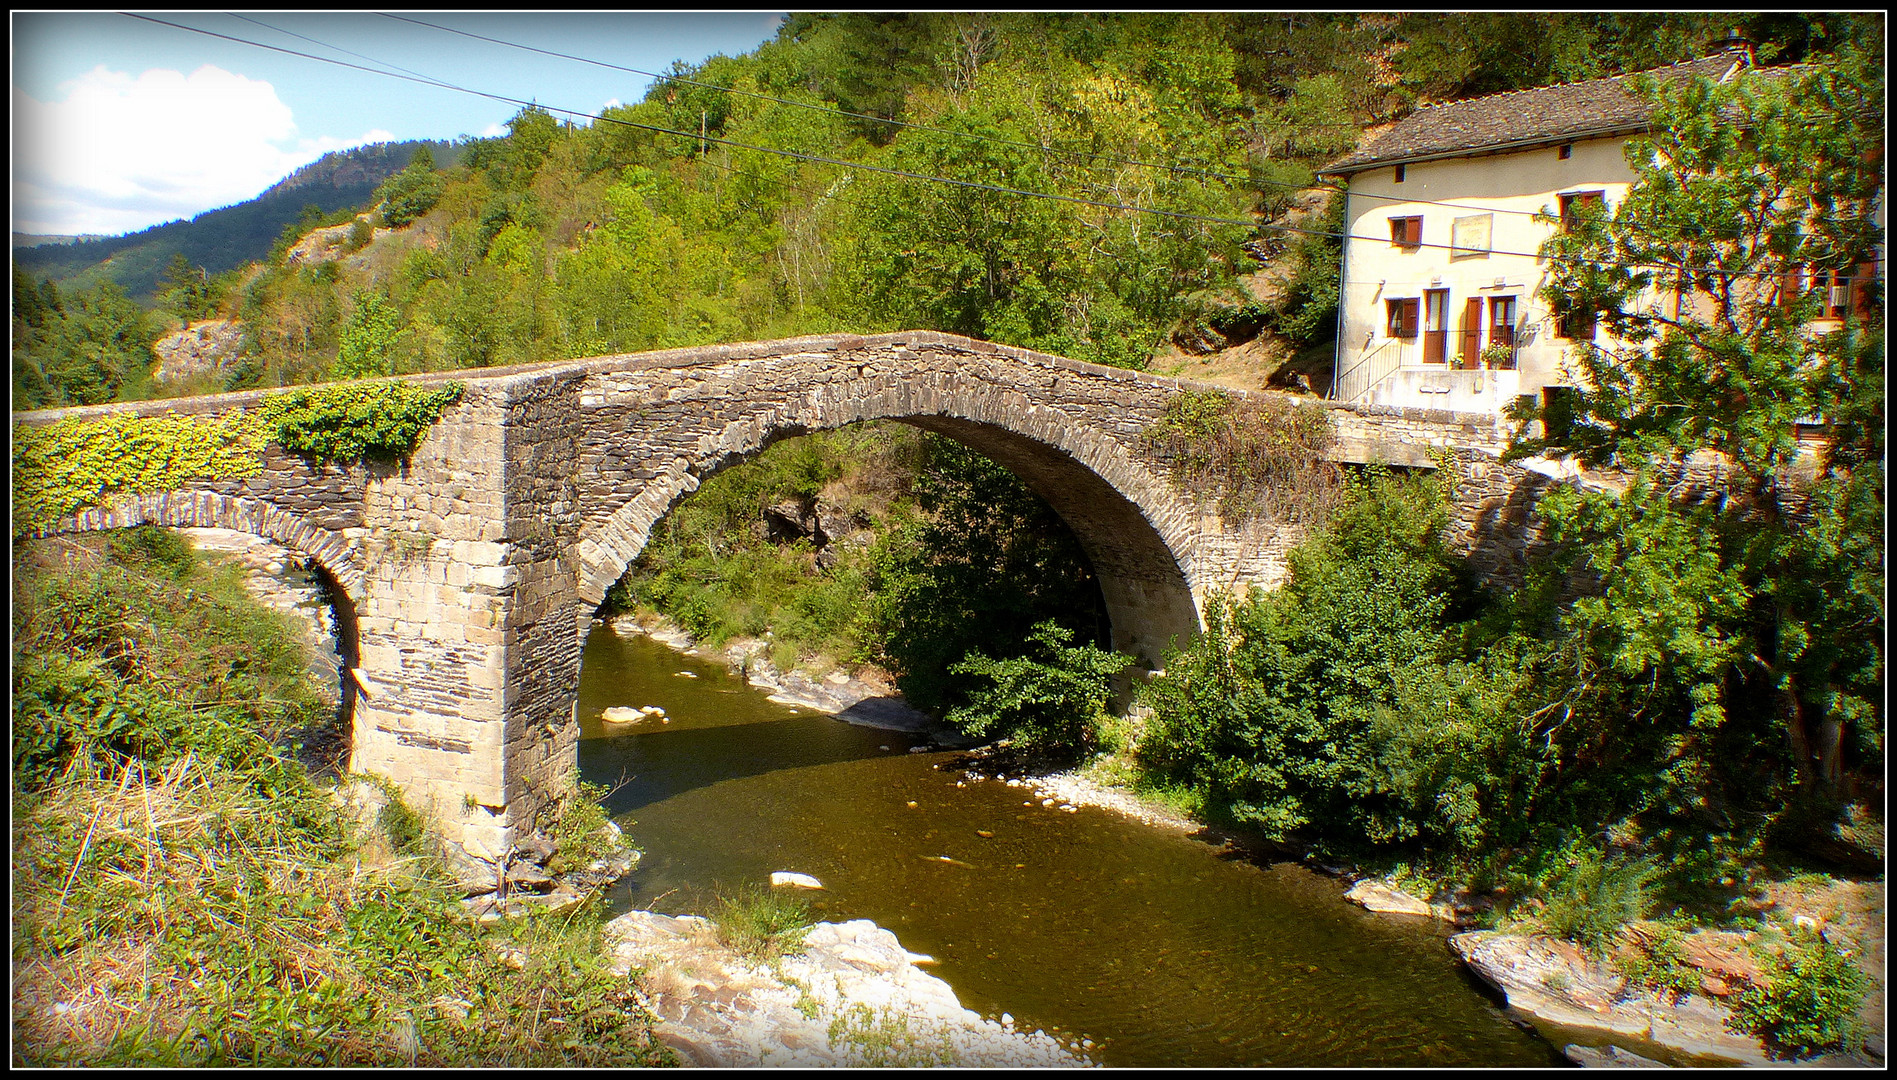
[[1322, 51, 1749, 175]]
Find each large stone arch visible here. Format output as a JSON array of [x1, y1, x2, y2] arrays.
[[572, 347, 1209, 665]]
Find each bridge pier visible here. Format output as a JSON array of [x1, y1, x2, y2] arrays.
[[346, 372, 588, 865]]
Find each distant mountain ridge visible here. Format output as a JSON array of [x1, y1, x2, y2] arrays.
[[11, 232, 110, 250], [11, 139, 464, 300], [261, 140, 461, 200]]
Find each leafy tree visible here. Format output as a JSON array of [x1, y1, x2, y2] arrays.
[[870, 435, 1107, 714], [375, 152, 445, 229], [1138, 469, 1489, 844], [1521, 49, 1884, 797], [158, 252, 217, 322], [11, 277, 155, 408], [552, 168, 680, 355], [331, 291, 403, 379]]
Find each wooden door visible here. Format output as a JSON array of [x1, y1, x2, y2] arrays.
[[1422, 289, 1449, 364], [1460, 298, 1482, 369]]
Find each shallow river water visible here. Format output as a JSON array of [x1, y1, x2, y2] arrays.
[[577, 625, 1561, 1067]]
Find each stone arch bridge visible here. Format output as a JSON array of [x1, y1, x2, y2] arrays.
[[15, 331, 1549, 862]]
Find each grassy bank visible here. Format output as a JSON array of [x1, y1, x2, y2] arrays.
[[11, 529, 671, 1067]]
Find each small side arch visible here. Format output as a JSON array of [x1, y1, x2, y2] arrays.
[[29, 489, 366, 600]]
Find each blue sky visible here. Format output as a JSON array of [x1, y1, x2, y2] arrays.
[[12, 11, 787, 237]]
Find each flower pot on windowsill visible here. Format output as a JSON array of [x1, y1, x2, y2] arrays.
[[1479, 344, 1515, 370]]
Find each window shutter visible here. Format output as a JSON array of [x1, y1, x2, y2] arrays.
[[1851, 263, 1878, 319], [1559, 191, 1605, 234], [1386, 298, 1420, 337], [1778, 267, 1804, 308]]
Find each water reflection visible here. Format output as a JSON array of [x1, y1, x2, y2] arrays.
[[578, 625, 1558, 1067]]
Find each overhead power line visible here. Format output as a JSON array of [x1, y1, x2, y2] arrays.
[[373, 10, 1601, 226], [121, 12, 1883, 282], [374, 10, 1886, 245]]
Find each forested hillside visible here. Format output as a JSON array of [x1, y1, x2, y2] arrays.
[[18, 11, 1860, 410], [12, 140, 458, 306]]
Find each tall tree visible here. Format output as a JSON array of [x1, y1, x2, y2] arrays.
[[1522, 47, 1884, 797]]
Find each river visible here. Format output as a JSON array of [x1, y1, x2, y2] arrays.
[[576, 624, 1562, 1067]]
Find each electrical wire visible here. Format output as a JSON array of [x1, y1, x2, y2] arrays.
[[377, 10, 1893, 253], [119, 12, 1884, 281], [374, 10, 1613, 226]]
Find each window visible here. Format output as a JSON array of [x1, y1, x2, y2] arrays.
[[1486, 295, 1518, 367], [1386, 297, 1420, 337], [1554, 302, 1597, 340], [1394, 164, 1406, 183], [1558, 143, 1573, 160], [1824, 272, 1850, 319], [1558, 190, 1605, 233], [1389, 216, 1423, 247], [1779, 267, 1873, 319]]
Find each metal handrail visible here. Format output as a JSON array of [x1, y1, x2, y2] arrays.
[[1331, 338, 1409, 402]]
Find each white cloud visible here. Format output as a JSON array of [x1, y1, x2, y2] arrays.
[[479, 121, 509, 138], [601, 98, 623, 113], [13, 64, 388, 236]]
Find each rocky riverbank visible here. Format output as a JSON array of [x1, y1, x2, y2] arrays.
[[206, 552, 1880, 1069], [989, 754, 1887, 1069], [600, 909, 1089, 1067], [603, 612, 941, 734]]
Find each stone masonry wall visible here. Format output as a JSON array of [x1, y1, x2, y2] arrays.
[[494, 369, 590, 845], [569, 332, 1231, 665], [14, 331, 1567, 863]]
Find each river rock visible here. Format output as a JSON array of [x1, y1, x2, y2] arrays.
[[771, 871, 825, 890], [602, 910, 1088, 1067], [1344, 879, 1435, 916], [1563, 1043, 1667, 1067], [602, 706, 647, 723], [1451, 931, 1772, 1065], [504, 862, 554, 891]]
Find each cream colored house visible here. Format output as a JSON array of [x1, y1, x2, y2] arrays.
[[1319, 51, 1757, 415]]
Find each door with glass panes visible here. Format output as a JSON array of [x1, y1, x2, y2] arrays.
[[1422, 288, 1448, 364]]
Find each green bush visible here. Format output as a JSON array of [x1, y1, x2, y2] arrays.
[[12, 532, 331, 791], [1729, 934, 1870, 1057], [1532, 843, 1659, 953], [945, 620, 1131, 756], [1616, 923, 1702, 999], [260, 381, 465, 462], [1136, 468, 1470, 843]]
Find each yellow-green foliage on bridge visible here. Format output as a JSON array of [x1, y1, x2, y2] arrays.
[[11, 381, 464, 535]]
